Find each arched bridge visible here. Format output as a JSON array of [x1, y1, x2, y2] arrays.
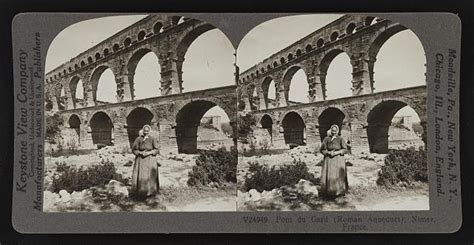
[[237, 15, 427, 154], [250, 86, 426, 154], [44, 15, 237, 154], [56, 86, 236, 153]]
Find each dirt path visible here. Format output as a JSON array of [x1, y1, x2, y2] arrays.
[[166, 196, 236, 211], [353, 194, 429, 211]]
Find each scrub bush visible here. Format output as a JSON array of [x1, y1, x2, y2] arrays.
[[187, 147, 237, 186], [376, 147, 427, 187], [52, 159, 127, 193], [243, 159, 318, 192]]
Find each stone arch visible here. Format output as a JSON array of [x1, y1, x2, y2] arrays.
[[288, 53, 294, 60], [171, 16, 185, 25], [153, 22, 164, 34], [138, 30, 146, 41], [175, 100, 232, 153], [281, 111, 306, 147], [261, 76, 276, 108], [89, 65, 116, 103], [346, 22, 357, 35], [127, 48, 162, 99], [68, 114, 81, 144], [87, 56, 93, 64], [330, 31, 339, 41], [318, 49, 352, 99], [305, 44, 313, 52], [246, 83, 258, 110], [95, 52, 101, 61], [68, 76, 84, 108], [103, 48, 110, 57], [260, 114, 273, 142], [89, 111, 114, 146], [365, 16, 377, 26], [367, 25, 425, 93], [124, 37, 132, 47], [113, 43, 120, 52], [282, 65, 309, 103], [317, 38, 324, 48], [175, 22, 216, 90], [367, 100, 424, 153], [318, 107, 346, 141], [126, 107, 155, 148], [367, 23, 408, 61]]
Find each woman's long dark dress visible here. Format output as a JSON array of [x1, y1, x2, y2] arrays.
[[319, 136, 349, 197], [131, 135, 160, 199]]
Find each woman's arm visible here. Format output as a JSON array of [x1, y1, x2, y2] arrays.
[[337, 137, 348, 155], [150, 136, 160, 156], [320, 137, 330, 156], [131, 137, 141, 156]]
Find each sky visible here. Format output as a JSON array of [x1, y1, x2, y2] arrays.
[[47, 14, 426, 123], [237, 14, 426, 121]]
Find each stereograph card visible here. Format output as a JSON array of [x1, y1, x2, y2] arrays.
[[11, 13, 461, 233]]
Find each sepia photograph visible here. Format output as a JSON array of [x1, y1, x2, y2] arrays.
[[43, 14, 238, 212], [236, 14, 428, 211]]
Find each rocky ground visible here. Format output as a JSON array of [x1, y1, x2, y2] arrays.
[[43, 146, 236, 212], [237, 145, 429, 211]]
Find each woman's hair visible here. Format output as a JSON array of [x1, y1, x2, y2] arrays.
[[142, 124, 151, 131]]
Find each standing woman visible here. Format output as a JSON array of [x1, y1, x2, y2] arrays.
[[319, 124, 349, 198], [131, 124, 160, 200]]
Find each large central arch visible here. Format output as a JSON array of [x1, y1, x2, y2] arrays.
[[282, 66, 309, 103], [90, 65, 116, 103], [90, 111, 114, 146], [319, 49, 353, 99], [175, 22, 216, 92], [281, 111, 306, 147], [126, 107, 155, 147], [175, 100, 232, 154], [367, 100, 414, 153], [127, 48, 162, 100]]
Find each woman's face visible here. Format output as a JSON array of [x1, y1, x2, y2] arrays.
[[143, 127, 150, 136], [330, 127, 338, 136]]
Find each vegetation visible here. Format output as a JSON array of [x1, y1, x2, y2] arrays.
[[376, 147, 427, 187], [237, 114, 256, 143], [45, 114, 63, 143], [187, 147, 237, 186], [243, 159, 319, 192], [52, 159, 128, 193], [221, 122, 234, 136]]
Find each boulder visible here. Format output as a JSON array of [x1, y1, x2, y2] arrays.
[[294, 179, 319, 198], [59, 189, 71, 202], [248, 189, 261, 202], [105, 180, 129, 198], [43, 191, 60, 211]]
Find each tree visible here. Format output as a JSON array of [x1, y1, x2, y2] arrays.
[[46, 114, 63, 143], [237, 113, 256, 143]]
